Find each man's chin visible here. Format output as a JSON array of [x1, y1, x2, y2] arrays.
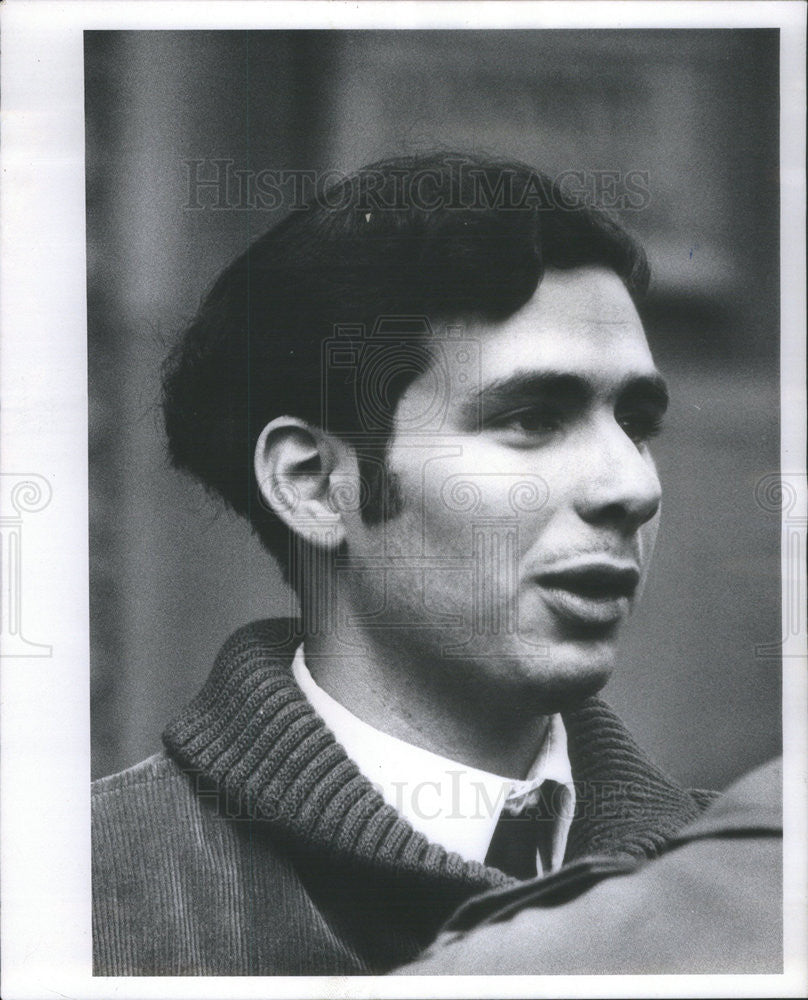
[[532, 664, 612, 714], [428, 628, 617, 712], [510, 639, 616, 714]]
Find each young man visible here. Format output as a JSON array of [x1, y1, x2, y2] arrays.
[[92, 153, 715, 975]]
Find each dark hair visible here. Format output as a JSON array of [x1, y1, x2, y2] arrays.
[[162, 152, 649, 569]]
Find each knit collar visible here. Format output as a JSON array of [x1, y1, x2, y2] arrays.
[[291, 641, 575, 869], [163, 619, 708, 891]]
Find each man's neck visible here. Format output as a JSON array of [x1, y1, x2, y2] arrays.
[[302, 622, 551, 779]]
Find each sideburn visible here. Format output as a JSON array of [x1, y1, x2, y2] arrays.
[[358, 449, 405, 525]]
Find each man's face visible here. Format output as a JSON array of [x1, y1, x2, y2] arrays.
[[339, 266, 665, 711]]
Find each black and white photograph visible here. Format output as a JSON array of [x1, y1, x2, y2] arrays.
[[1, 3, 806, 998]]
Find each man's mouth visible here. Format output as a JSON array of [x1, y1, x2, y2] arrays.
[[534, 563, 640, 630]]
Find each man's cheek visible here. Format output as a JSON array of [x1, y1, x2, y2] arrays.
[[416, 477, 472, 550], [423, 568, 472, 618]]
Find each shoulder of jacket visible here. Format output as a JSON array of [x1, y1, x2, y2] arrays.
[[92, 750, 184, 801]]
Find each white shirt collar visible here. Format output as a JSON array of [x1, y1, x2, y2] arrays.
[[291, 645, 575, 872]]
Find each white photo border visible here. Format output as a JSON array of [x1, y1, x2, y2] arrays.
[[1, 2, 805, 998]]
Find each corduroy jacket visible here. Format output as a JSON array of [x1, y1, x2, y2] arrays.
[[92, 619, 716, 975]]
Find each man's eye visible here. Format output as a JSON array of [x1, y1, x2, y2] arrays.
[[491, 407, 563, 436], [617, 410, 664, 445]]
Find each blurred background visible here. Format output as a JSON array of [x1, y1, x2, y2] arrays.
[[86, 29, 780, 787]]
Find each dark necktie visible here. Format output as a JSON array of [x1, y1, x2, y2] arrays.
[[484, 779, 560, 880]]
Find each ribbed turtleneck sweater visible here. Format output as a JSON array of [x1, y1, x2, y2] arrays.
[[92, 619, 716, 976]]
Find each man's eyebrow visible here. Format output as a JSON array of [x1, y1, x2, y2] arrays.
[[462, 370, 670, 418], [467, 372, 592, 414], [617, 373, 670, 410]]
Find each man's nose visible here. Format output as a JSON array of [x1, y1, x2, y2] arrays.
[[572, 420, 662, 532]]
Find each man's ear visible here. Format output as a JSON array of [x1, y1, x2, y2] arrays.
[[254, 417, 347, 549]]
